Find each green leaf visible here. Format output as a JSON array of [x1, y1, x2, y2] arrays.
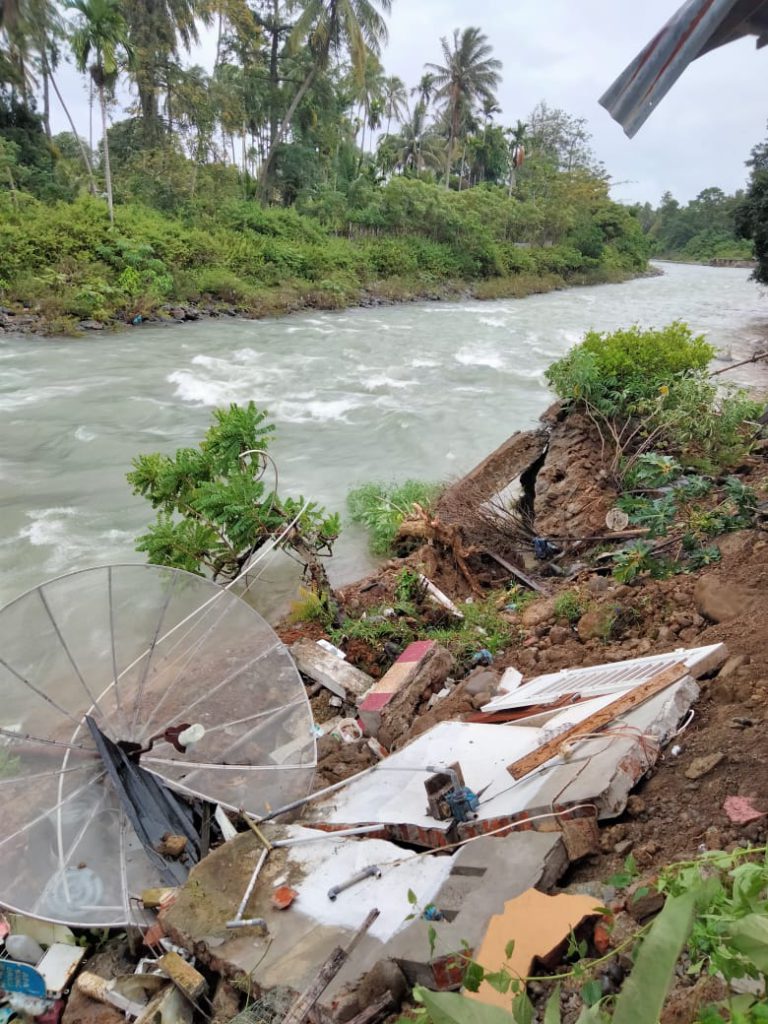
[[511, 991, 534, 1024], [413, 989, 513, 1024], [407, 889, 418, 905], [483, 971, 511, 995], [574, 1002, 608, 1024], [580, 980, 603, 1008], [728, 914, 768, 974], [612, 887, 699, 1024], [504, 940, 515, 960], [543, 985, 561, 1024], [463, 961, 485, 993], [428, 926, 437, 958]]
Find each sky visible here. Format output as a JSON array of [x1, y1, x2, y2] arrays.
[[50, 0, 768, 206]]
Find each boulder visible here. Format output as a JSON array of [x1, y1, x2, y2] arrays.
[[694, 576, 756, 624], [521, 598, 556, 628], [577, 604, 616, 641]]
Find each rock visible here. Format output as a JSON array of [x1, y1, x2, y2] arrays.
[[79, 319, 104, 331], [356, 959, 408, 1009], [719, 655, 747, 679], [626, 880, 665, 922], [464, 668, 499, 697], [614, 839, 634, 856], [548, 625, 570, 645], [521, 598, 556, 628], [694, 576, 756, 624], [626, 795, 646, 817], [704, 826, 723, 850], [170, 307, 187, 321], [471, 691, 492, 710], [685, 752, 725, 780], [577, 604, 616, 641], [713, 678, 752, 704], [587, 576, 611, 595]]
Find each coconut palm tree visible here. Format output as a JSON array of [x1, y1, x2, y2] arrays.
[[382, 73, 406, 136], [411, 71, 435, 110], [68, 0, 132, 223], [425, 26, 501, 189], [120, 0, 206, 143], [390, 100, 442, 175], [258, 0, 391, 194], [507, 117, 528, 193]]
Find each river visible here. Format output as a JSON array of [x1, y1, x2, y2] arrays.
[[1, 262, 766, 617]]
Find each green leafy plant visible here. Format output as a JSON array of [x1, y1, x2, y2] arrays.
[[611, 542, 674, 583], [127, 402, 340, 591], [553, 590, 585, 624], [347, 479, 442, 556]]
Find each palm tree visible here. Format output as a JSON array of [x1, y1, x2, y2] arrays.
[[68, 0, 132, 223], [425, 26, 501, 189], [507, 117, 528, 193], [120, 0, 206, 143], [411, 71, 434, 110], [353, 49, 383, 158], [390, 100, 442, 175], [258, 0, 391, 194], [382, 73, 406, 136]]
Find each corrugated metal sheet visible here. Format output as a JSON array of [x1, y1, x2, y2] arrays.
[[600, 0, 768, 137]]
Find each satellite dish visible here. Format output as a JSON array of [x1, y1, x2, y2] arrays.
[[0, 565, 316, 927]]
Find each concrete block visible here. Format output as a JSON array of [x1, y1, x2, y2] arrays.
[[360, 641, 452, 737], [292, 639, 373, 701]]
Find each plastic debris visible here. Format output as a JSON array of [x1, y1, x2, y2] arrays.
[[724, 795, 766, 825], [5, 936, 44, 965], [422, 905, 444, 922], [471, 649, 494, 667]]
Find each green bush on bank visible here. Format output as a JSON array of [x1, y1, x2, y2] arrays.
[[0, 172, 650, 332]]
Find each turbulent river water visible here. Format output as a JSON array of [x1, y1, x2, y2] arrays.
[[1, 261, 767, 618]]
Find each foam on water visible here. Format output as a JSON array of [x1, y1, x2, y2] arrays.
[[74, 426, 96, 442], [454, 346, 506, 370]]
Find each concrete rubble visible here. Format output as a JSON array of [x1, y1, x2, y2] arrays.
[[148, 641, 728, 1018], [0, 619, 729, 1024]]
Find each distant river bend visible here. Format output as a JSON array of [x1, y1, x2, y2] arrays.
[[1, 262, 766, 618]]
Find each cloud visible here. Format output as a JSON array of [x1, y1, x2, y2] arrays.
[[48, 0, 768, 205]]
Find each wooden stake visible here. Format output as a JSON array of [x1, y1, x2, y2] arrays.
[[506, 662, 688, 779], [282, 910, 380, 1024]]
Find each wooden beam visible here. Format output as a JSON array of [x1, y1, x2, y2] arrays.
[[506, 662, 689, 779], [484, 549, 549, 595]]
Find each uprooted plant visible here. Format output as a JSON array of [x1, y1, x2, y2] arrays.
[[127, 402, 340, 594]]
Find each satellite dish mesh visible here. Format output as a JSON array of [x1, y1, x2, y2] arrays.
[[0, 564, 316, 926]]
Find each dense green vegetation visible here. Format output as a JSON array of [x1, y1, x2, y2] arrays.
[[737, 127, 768, 285], [0, 0, 650, 332], [635, 187, 753, 264]]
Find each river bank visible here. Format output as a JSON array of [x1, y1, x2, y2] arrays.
[[0, 265, 649, 338], [1, 263, 767, 618]]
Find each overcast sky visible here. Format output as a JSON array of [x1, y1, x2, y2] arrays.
[[51, 0, 768, 206]]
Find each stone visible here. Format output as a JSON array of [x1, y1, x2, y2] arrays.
[[549, 625, 570, 645], [587, 576, 611, 595], [694, 576, 756, 624], [718, 655, 746, 679], [625, 795, 646, 817], [374, 643, 455, 747], [614, 839, 634, 856], [78, 319, 104, 331], [577, 604, 616, 641], [464, 669, 499, 697], [685, 752, 725, 780], [626, 880, 665, 922], [521, 598, 556, 628]]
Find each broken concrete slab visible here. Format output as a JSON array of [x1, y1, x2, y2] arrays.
[[685, 752, 725, 780], [391, 831, 569, 990], [358, 641, 453, 742], [292, 639, 373, 701], [465, 889, 603, 1009], [160, 826, 453, 1002]]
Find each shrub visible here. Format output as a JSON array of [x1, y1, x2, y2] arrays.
[[546, 322, 714, 415]]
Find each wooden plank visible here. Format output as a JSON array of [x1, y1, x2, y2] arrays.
[[281, 910, 379, 1024], [484, 549, 549, 595], [506, 662, 689, 779]]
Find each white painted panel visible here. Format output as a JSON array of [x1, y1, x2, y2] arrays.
[[482, 644, 725, 712]]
